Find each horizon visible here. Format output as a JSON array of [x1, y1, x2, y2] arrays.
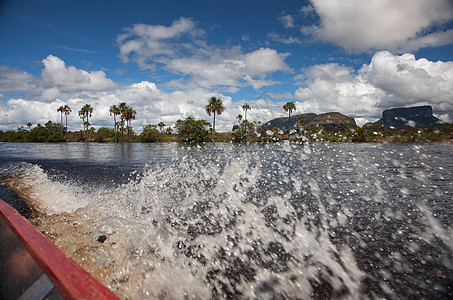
[[1, 0, 453, 132]]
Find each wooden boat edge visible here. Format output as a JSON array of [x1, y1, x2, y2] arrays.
[[0, 199, 119, 300]]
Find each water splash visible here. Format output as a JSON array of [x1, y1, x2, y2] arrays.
[[1, 143, 452, 299]]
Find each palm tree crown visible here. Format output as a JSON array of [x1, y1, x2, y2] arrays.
[[205, 96, 225, 133], [158, 122, 165, 132], [242, 103, 251, 121]]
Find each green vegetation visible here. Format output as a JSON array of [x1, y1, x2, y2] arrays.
[[140, 125, 162, 143], [175, 116, 211, 143], [0, 121, 65, 142]]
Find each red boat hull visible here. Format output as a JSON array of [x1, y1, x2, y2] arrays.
[[0, 200, 119, 299]]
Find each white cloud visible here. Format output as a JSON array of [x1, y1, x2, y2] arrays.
[[242, 75, 280, 90], [243, 48, 290, 76], [304, 0, 453, 52], [364, 50, 453, 111], [294, 63, 384, 118], [294, 51, 453, 122], [165, 57, 244, 88], [267, 32, 302, 44], [117, 17, 203, 68], [279, 14, 295, 28], [0, 98, 63, 129], [163, 47, 289, 89], [41, 55, 116, 94], [0, 65, 38, 92], [116, 19, 289, 90]]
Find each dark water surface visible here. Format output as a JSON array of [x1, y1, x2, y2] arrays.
[[0, 142, 452, 299]]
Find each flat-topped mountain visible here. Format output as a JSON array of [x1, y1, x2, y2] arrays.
[[376, 105, 443, 128]]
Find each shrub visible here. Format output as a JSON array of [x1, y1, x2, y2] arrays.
[[140, 125, 162, 142], [175, 116, 210, 143]]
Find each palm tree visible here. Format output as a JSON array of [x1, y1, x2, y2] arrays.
[[57, 106, 65, 135], [123, 106, 136, 135], [158, 122, 165, 132], [63, 105, 72, 134], [236, 114, 243, 124], [118, 102, 127, 136], [110, 104, 121, 141], [242, 103, 251, 121], [283, 102, 296, 133], [78, 104, 93, 140], [205, 96, 225, 134]]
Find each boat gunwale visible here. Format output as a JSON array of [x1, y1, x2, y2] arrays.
[[0, 199, 119, 300]]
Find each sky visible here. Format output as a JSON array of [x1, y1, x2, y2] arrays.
[[1, 0, 453, 132]]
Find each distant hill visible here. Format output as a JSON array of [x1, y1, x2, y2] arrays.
[[265, 113, 317, 130], [307, 112, 357, 132], [266, 112, 356, 132], [375, 105, 443, 128]]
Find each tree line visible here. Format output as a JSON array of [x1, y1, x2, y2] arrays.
[[1, 97, 452, 143]]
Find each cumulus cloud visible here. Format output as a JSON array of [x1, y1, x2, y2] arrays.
[[364, 51, 453, 112], [294, 63, 384, 118], [243, 48, 290, 76], [303, 0, 453, 52], [41, 55, 116, 94], [1, 57, 116, 103], [0, 99, 63, 129], [294, 51, 453, 122]]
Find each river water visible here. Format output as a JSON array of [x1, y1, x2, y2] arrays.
[[0, 142, 452, 299]]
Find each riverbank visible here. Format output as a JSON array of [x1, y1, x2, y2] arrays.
[[1, 120, 452, 144]]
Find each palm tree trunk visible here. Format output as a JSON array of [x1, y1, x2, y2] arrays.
[[288, 112, 291, 133], [60, 112, 64, 135], [86, 115, 89, 140], [113, 115, 117, 142], [65, 114, 68, 134]]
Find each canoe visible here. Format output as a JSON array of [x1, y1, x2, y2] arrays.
[[0, 199, 119, 300]]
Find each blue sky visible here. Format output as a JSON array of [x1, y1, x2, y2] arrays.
[[1, 0, 453, 131]]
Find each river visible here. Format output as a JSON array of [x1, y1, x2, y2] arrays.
[[0, 142, 452, 299]]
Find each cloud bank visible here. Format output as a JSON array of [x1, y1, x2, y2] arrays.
[[1, 50, 452, 132]]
